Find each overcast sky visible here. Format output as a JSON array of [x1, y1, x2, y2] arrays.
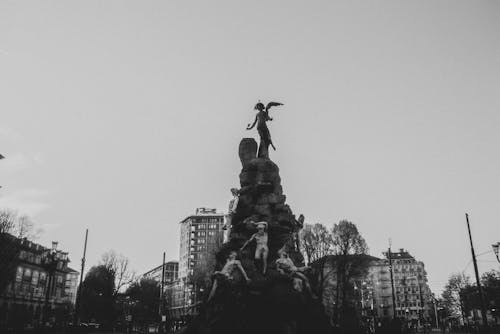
[[1, 1, 499, 293]]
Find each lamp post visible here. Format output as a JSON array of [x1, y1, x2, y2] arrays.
[[492, 242, 500, 264]]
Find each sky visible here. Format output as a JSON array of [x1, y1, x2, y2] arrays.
[[1, 1, 499, 294]]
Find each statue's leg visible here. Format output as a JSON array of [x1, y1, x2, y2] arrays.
[[223, 214, 231, 230], [208, 279, 218, 301], [255, 247, 261, 260], [257, 139, 269, 159], [257, 127, 270, 158], [262, 247, 269, 274]]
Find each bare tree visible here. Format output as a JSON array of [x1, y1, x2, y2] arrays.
[[0, 210, 17, 233], [299, 223, 334, 264], [331, 220, 368, 256], [0, 210, 19, 292], [15, 214, 42, 240], [0, 210, 42, 239], [441, 273, 471, 322], [0, 210, 43, 293], [100, 250, 135, 297], [330, 220, 369, 326]]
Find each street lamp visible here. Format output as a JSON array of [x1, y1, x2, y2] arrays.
[[492, 242, 500, 264]]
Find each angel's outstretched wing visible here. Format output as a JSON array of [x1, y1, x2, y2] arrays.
[[265, 102, 283, 111]]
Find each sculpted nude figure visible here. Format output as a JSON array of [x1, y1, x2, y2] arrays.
[[208, 250, 250, 301], [240, 221, 269, 275], [276, 250, 314, 296]]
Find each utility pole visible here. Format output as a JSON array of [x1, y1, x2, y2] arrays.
[[465, 213, 488, 328], [432, 297, 439, 329], [0, 154, 4, 189], [159, 252, 166, 334], [74, 229, 88, 326], [388, 240, 397, 319]]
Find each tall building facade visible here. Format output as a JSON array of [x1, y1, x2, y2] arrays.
[[365, 249, 433, 322], [165, 208, 225, 319], [314, 249, 433, 326], [0, 236, 79, 328], [142, 261, 179, 283], [178, 208, 225, 279], [366, 258, 394, 319], [385, 249, 432, 322]]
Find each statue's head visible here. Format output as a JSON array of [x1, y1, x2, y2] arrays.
[[254, 102, 265, 111], [228, 250, 238, 260], [278, 249, 289, 258], [256, 221, 267, 232]]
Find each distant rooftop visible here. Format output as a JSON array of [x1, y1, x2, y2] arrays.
[[65, 267, 79, 274], [180, 207, 224, 224], [195, 207, 220, 215], [383, 248, 415, 260], [311, 254, 382, 266], [142, 261, 179, 277]]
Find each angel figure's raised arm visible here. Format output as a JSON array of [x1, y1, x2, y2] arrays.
[[247, 115, 258, 130]]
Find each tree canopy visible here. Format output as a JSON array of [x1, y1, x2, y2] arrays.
[[124, 278, 160, 326], [80, 264, 117, 325]]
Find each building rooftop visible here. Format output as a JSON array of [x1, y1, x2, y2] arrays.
[[383, 248, 415, 260], [179, 208, 224, 224], [65, 267, 79, 274], [7, 233, 70, 260], [311, 254, 382, 266], [142, 261, 179, 277]]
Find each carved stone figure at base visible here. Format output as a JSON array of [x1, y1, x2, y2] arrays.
[[223, 188, 240, 241], [240, 221, 269, 275], [208, 250, 250, 301], [276, 250, 315, 297]]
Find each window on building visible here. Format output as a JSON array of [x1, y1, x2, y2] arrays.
[[39, 272, 46, 283], [16, 267, 23, 282], [32, 271, 39, 285], [23, 268, 32, 281]]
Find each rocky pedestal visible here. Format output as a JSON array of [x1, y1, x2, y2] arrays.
[[185, 138, 331, 334]]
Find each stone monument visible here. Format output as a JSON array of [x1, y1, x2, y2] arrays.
[[184, 102, 331, 334]]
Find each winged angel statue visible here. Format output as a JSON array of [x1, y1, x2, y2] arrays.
[[246, 101, 283, 158]]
